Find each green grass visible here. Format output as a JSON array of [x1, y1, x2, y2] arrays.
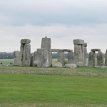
[[0, 67, 107, 107], [0, 59, 13, 66]]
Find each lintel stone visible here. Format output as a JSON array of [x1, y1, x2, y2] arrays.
[[91, 49, 100, 52], [73, 39, 84, 45], [21, 39, 31, 44]]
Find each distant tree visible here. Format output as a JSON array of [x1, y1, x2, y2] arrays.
[[0, 52, 14, 59]]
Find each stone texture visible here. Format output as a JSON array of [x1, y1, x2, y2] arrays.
[[67, 51, 75, 64], [32, 51, 38, 66], [41, 36, 51, 50], [36, 49, 52, 67], [88, 51, 95, 67], [73, 39, 84, 66], [89, 49, 102, 67], [73, 39, 84, 45], [14, 37, 105, 68], [30, 53, 34, 66], [36, 36, 52, 67], [91, 49, 100, 52], [52, 61, 63, 67], [97, 51, 104, 66], [14, 51, 21, 66], [20, 39, 31, 66], [58, 51, 65, 66], [65, 64, 77, 68], [21, 39, 31, 44], [84, 43, 88, 66]]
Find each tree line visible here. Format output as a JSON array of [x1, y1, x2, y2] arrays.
[[0, 52, 14, 59]]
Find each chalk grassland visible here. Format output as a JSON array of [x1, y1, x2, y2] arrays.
[[0, 67, 107, 107], [0, 59, 13, 66]]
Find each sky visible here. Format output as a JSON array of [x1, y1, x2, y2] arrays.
[[0, 0, 107, 52]]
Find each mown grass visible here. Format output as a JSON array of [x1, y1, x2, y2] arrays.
[[0, 59, 13, 66], [0, 66, 107, 107]]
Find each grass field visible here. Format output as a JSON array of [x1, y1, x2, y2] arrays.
[[0, 59, 13, 66], [0, 66, 107, 107]]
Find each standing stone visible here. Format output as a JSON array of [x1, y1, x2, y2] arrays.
[[20, 39, 31, 66], [97, 51, 104, 66], [30, 53, 34, 66], [88, 51, 95, 67], [89, 49, 101, 67], [58, 51, 65, 66], [41, 36, 51, 50], [105, 50, 107, 66], [37, 36, 52, 67], [14, 51, 21, 66], [67, 51, 75, 64], [84, 43, 88, 66], [36, 49, 52, 67], [33, 51, 38, 66], [73, 39, 84, 66]]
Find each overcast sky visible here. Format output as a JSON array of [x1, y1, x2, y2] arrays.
[[0, 0, 107, 52]]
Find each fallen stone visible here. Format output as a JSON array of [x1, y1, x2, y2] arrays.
[[52, 61, 63, 67]]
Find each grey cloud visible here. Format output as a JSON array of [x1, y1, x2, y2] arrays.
[[0, 0, 107, 26]]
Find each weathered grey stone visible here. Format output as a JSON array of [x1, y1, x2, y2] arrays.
[[73, 39, 84, 66], [30, 53, 34, 66], [91, 49, 100, 52], [14, 51, 21, 66], [73, 39, 84, 45], [33, 36, 52, 67], [105, 50, 107, 66], [58, 51, 65, 66], [67, 51, 75, 64], [41, 36, 51, 50], [21, 39, 31, 44], [20, 39, 31, 66], [51, 49, 72, 52], [84, 43, 88, 66], [32, 51, 38, 66], [52, 61, 63, 67], [97, 51, 104, 66], [88, 51, 95, 67], [89, 49, 103, 67], [36, 49, 52, 67], [65, 64, 77, 68]]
